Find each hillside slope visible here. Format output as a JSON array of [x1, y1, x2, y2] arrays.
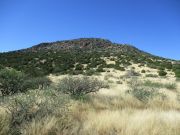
[[0, 38, 179, 77]]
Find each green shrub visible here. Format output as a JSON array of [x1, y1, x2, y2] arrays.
[[0, 65, 4, 70], [84, 69, 96, 76], [69, 70, 84, 75], [143, 80, 164, 88], [158, 67, 165, 71], [5, 89, 70, 134], [141, 69, 146, 73], [0, 68, 27, 96], [143, 80, 176, 90], [165, 63, 172, 69], [176, 78, 180, 82], [174, 69, 180, 78], [115, 66, 125, 71], [127, 79, 166, 102], [158, 70, 167, 76], [145, 74, 158, 78], [75, 64, 84, 70], [128, 87, 156, 102], [57, 76, 109, 99], [106, 64, 115, 68], [23, 77, 52, 90], [96, 66, 105, 72], [164, 83, 177, 90]]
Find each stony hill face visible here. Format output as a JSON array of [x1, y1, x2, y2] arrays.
[[18, 38, 147, 55]]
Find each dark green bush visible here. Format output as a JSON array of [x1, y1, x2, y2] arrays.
[[106, 64, 115, 68], [23, 77, 52, 90], [158, 70, 167, 76], [0, 65, 4, 70], [75, 64, 84, 70], [0, 68, 27, 96], [96, 66, 105, 72], [69, 70, 84, 75], [0, 68, 52, 96], [174, 69, 180, 78], [141, 69, 146, 73], [84, 69, 96, 76]]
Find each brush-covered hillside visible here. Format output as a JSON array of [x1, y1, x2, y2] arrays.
[[0, 38, 180, 77], [0, 38, 180, 135]]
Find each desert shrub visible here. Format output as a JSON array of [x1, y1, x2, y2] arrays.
[[96, 66, 105, 72], [106, 64, 115, 68], [127, 78, 142, 88], [158, 67, 165, 71], [115, 65, 125, 71], [116, 80, 123, 84], [69, 70, 84, 75], [0, 68, 27, 96], [22, 77, 52, 90], [84, 69, 96, 76], [125, 69, 140, 77], [174, 69, 180, 78], [143, 80, 176, 90], [127, 79, 165, 102], [5, 89, 70, 134], [145, 74, 158, 78], [164, 83, 177, 90], [141, 69, 146, 73], [0, 64, 4, 70], [158, 70, 167, 76], [173, 64, 180, 71], [75, 64, 84, 70], [165, 62, 173, 69], [143, 80, 164, 88], [176, 78, 180, 82], [57, 76, 109, 99], [128, 87, 157, 102]]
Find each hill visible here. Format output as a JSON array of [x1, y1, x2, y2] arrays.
[[0, 38, 180, 135], [0, 38, 179, 77]]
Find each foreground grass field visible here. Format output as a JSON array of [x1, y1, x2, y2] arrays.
[[0, 72, 180, 135]]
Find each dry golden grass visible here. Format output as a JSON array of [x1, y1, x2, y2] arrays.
[[68, 93, 180, 135], [0, 73, 180, 135], [81, 109, 180, 135], [0, 107, 10, 135]]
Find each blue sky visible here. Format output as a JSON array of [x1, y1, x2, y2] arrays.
[[0, 0, 180, 60]]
